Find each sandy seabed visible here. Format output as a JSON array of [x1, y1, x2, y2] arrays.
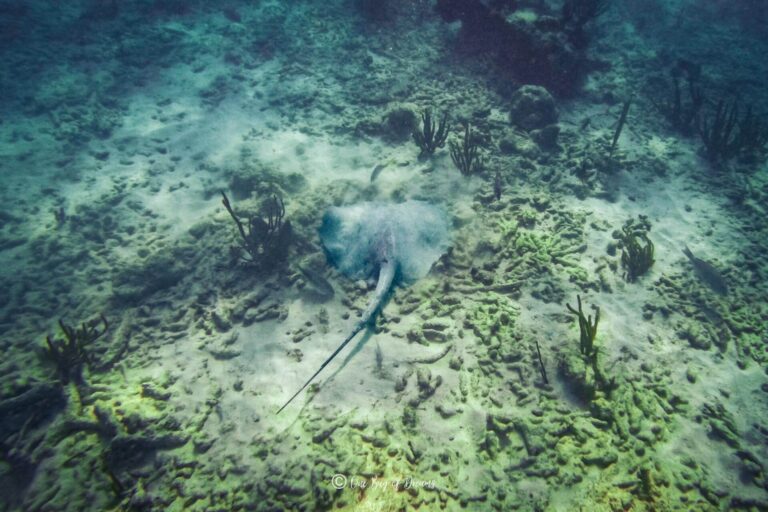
[[0, 1, 767, 511]]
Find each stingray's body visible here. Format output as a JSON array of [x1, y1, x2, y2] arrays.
[[276, 201, 449, 414], [357, 226, 397, 329]]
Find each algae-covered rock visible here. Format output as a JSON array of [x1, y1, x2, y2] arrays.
[[677, 320, 716, 350], [531, 123, 560, 150], [509, 85, 558, 131], [464, 293, 519, 348], [193, 433, 215, 454], [415, 367, 442, 401], [225, 162, 306, 200], [407, 318, 454, 345], [382, 103, 418, 142], [582, 449, 618, 468], [481, 430, 501, 459], [558, 349, 598, 402], [499, 130, 540, 158], [402, 405, 418, 429]]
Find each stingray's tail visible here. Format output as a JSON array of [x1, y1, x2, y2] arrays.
[[276, 322, 363, 414], [276, 258, 397, 415]]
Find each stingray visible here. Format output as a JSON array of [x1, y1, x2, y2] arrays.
[[276, 200, 451, 414]]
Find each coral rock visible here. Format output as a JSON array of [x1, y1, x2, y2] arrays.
[[509, 85, 558, 131]]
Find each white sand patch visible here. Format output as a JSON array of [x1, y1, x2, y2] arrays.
[[560, 157, 743, 355], [246, 128, 377, 184]]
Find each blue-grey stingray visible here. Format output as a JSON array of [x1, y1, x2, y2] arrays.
[[276, 201, 451, 413]]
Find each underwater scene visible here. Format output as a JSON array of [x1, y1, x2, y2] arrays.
[[1, 0, 767, 510]]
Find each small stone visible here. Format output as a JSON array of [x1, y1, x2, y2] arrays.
[[422, 329, 449, 343], [193, 436, 215, 454], [499, 131, 540, 158], [141, 383, 171, 401], [402, 406, 417, 428], [582, 451, 618, 468], [449, 356, 463, 370], [435, 404, 458, 419], [211, 311, 231, 332]]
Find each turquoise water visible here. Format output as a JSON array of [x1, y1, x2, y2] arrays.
[[1, 1, 767, 510]]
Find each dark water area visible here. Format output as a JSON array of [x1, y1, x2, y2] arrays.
[[1, 1, 767, 510]]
